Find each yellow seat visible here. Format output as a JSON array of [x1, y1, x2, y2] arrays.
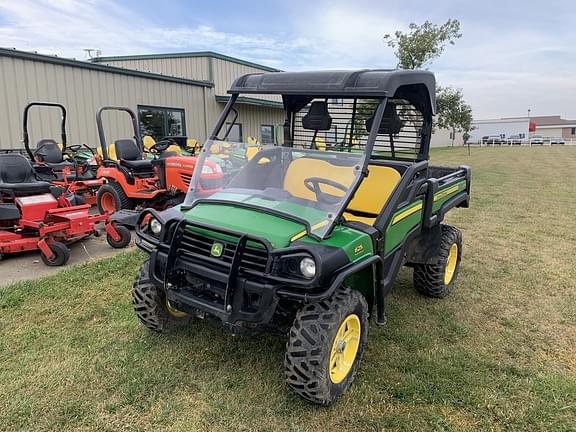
[[143, 135, 156, 152], [246, 136, 259, 145], [97, 143, 117, 160], [283, 158, 401, 226], [246, 146, 260, 161], [314, 137, 327, 151], [186, 138, 199, 154]]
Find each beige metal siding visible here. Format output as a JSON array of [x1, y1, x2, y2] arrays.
[[203, 97, 284, 143], [97, 57, 210, 81], [0, 55, 209, 150], [101, 55, 280, 103]]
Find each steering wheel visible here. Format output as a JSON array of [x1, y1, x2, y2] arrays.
[[149, 139, 175, 154], [304, 177, 349, 205], [66, 144, 93, 154]]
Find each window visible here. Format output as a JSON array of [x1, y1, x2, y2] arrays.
[[138, 106, 186, 141], [260, 125, 274, 144], [571, 127, 575, 136], [225, 122, 243, 141]]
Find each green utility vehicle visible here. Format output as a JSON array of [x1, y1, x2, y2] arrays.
[[132, 69, 471, 405]]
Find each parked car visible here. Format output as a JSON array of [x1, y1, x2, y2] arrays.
[[485, 135, 504, 145], [506, 134, 523, 145], [529, 135, 544, 145], [550, 136, 565, 145]]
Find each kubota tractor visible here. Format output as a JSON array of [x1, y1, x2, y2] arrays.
[[94, 106, 223, 216]]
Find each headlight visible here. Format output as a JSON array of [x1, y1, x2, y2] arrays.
[[149, 218, 163, 235], [299, 257, 316, 278], [201, 165, 214, 174]]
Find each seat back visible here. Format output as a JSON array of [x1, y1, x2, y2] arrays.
[[283, 157, 401, 220], [365, 102, 403, 135], [347, 166, 401, 215], [142, 135, 156, 152], [114, 139, 142, 161], [302, 101, 332, 131], [0, 154, 37, 184], [35, 139, 64, 163], [284, 158, 355, 201]]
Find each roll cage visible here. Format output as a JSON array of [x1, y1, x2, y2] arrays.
[[188, 69, 437, 238]]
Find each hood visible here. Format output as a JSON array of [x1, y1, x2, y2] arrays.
[[183, 202, 314, 249]]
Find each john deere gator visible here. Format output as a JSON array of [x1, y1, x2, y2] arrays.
[[132, 69, 471, 405]]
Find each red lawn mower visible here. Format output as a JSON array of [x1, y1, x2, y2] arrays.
[[23, 102, 104, 206], [0, 154, 130, 266]]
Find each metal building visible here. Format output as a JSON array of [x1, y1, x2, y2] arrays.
[[0, 48, 285, 151]]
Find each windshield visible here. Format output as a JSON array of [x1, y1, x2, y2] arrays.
[[184, 140, 365, 239]]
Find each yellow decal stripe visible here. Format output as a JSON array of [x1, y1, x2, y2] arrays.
[[290, 220, 329, 242], [434, 184, 461, 202], [392, 202, 423, 225]]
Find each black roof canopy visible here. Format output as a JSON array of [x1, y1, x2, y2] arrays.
[[228, 69, 436, 113]]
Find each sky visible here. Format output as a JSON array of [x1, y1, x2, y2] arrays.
[[0, 0, 575, 119]]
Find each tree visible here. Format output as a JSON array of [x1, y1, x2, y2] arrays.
[[435, 86, 473, 146], [383, 19, 462, 69]]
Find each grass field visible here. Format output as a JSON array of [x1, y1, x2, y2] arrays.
[[1, 147, 575, 431]]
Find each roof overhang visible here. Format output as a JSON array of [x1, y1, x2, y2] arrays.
[[227, 69, 436, 113], [0, 47, 214, 87], [215, 95, 283, 109]]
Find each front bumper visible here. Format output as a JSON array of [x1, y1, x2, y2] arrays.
[[144, 218, 320, 326]]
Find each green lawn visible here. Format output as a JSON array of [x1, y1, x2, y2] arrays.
[[1, 147, 575, 431]]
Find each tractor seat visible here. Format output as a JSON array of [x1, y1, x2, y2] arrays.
[[0, 154, 53, 196], [35, 139, 74, 169], [115, 139, 153, 172]]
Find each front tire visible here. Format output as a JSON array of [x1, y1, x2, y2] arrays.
[[413, 224, 462, 298], [97, 182, 134, 214], [284, 286, 368, 405], [132, 260, 192, 332]]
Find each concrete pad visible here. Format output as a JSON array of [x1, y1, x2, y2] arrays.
[[0, 233, 135, 287]]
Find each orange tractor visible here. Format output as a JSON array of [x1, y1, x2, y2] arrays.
[[23, 102, 104, 206], [95, 106, 222, 217]]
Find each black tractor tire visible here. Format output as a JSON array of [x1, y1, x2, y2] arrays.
[[284, 286, 369, 405], [106, 224, 131, 249], [96, 182, 134, 214], [40, 241, 70, 266], [132, 260, 193, 332], [413, 224, 462, 298]]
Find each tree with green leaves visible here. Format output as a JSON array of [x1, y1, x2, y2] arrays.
[[383, 19, 462, 69], [383, 19, 472, 145], [436, 86, 473, 146]]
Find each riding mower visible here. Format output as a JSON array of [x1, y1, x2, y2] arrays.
[[95, 107, 223, 219], [0, 154, 130, 265], [131, 69, 471, 405], [23, 102, 104, 206]]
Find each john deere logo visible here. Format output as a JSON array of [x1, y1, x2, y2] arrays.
[[210, 242, 224, 257]]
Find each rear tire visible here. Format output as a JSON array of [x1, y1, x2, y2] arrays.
[[106, 224, 131, 249], [284, 286, 368, 405], [413, 224, 462, 298], [132, 260, 192, 332], [97, 182, 133, 214], [41, 241, 70, 266]]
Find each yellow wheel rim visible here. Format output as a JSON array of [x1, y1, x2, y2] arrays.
[[166, 299, 188, 318], [329, 314, 361, 384], [444, 243, 459, 285]]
